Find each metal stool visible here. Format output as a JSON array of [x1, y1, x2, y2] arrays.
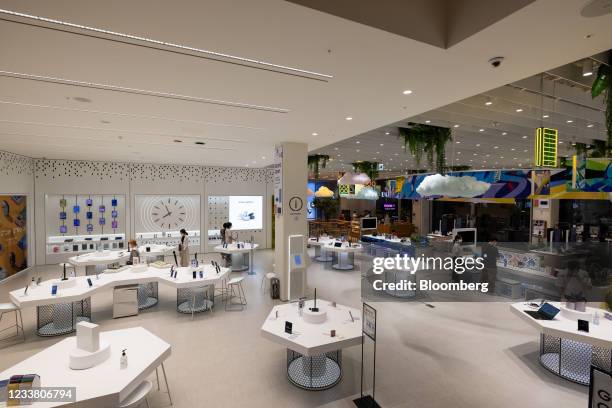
[[225, 277, 247, 311], [118, 380, 153, 408], [261, 272, 277, 294], [0, 302, 25, 342]]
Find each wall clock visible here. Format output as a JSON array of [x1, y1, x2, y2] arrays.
[[149, 197, 187, 231], [137, 195, 199, 233]]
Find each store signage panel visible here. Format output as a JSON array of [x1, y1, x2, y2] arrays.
[[535, 127, 558, 167]]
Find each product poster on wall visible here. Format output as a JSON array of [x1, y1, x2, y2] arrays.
[[229, 196, 263, 230], [307, 181, 316, 220], [0, 195, 27, 281]]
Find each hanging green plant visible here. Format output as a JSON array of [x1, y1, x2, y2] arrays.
[[589, 139, 610, 158], [573, 142, 589, 157], [351, 161, 379, 181], [398, 123, 452, 174], [591, 59, 612, 146], [445, 165, 472, 172], [307, 154, 329, 179]]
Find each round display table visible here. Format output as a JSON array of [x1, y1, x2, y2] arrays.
[[137, 282, 159, 310], [326, 244, 362, 270], [214, 243, 258, 274], [308, 238, 334, 262], [176, 285, 215, 317]]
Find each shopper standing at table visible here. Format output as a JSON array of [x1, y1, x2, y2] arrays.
[[220, 222, 233, 266], [179, 228, 189, 267], [480, 236, 499, 293], [128, 239, 140, 265]]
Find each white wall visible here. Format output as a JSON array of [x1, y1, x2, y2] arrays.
[[0, 154, 274, 266], [0, 150, 35, 268]]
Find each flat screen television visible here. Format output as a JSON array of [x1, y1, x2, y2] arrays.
[[361, 217, 377, 230]]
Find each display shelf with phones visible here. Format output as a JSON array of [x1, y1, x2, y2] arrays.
[[136, 230, 200, 249], [47, 233, 126, 255]]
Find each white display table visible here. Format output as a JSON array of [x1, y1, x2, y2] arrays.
[[214, 243, 258, 274], [261, 299, 362, 390], [68, 250, 130, 276], [10, 264, 230, 336], [325, 243, 362, 270], [308, 237, 334, 262], [137, 244, 177, 261], [0, 327, 172, 407], [510, 302, 612, 385]]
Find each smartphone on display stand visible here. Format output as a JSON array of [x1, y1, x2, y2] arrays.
[[24, 284, 29, 295], [192, 270, 197, 279], [51, 285, 58, 295], [199, 270, 203, 278], [87, 278, 93, 287]]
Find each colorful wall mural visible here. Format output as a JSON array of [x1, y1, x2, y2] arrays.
[[381, 158, 612, 201], [0, 195, 27, 280]]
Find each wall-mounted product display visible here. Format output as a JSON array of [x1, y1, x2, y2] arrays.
[[45, 195, 125, 255], [207, 196, 229, 244], [135, 195, 200, 247], [228, 196, 263, 230], [0, 195, 27, 281]]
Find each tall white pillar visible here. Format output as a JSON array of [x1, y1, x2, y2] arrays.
[[274, 142, 308, 301]]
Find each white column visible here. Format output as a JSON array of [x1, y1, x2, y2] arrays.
[[274, 143, 308, 301]]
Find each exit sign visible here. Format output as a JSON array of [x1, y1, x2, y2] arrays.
[[535, 127, 558, 167]]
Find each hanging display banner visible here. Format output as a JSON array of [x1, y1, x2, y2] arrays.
[[589, 366, 612, 407], [273, 145, 283, 215]]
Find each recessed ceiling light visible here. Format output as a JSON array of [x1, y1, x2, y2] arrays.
[[587, 124, 594, 128], [500, 156, 504, 159], [559, 141, 563, 144], [479, 129, 484, 132], [312, 132, 318, 136], [402, 89, 413, 95], [502, 132, 507, 136], [566, 119, 573, 123], [334, 147, 338, 150], [457, 151, 462, 154], [385, 132, 390, 135], [513, 157, 518, 160], [380, 143, 384, 146], [522, 135, 528, 139], [453, 124, 460, 128], [511, 148, 515, 151], [262, 156, 266, 160], [516, 108, 523, 113], [356, 149, 360, 152], [476, 143, 481, 147], [523, 149, 527, 153], [485, 98, 493, 106], [542, 114, 549, 118], [345, 117, 353, 121], [356, 141, 360, 144], [486, 154, 490, 157], [425, 120, 431, 123], [469, 159, 473, 162], [473, 153, 477, 156], [394, 153, 399, 156], [493, 146, 499, 149], [456, 141, 461, 144]]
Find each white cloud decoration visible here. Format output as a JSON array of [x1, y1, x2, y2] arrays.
[[337, 172, 371, 185], [354, 186, 379, 200], [314, 186, 335, 197], [416, 174, 491, 198]]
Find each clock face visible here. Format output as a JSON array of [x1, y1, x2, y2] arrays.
[[150, 197, 187, 231]]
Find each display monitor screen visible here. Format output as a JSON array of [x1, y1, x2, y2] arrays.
[[228, 196, 263, 230], [361, 217, 377, 229]]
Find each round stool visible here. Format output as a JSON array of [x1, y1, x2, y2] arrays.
[[119, 380, 153, 408]]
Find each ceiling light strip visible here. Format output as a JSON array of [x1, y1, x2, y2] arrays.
[[0, 119, 249, 144], [0, 70, 290, 113], [0, 9, 332, 81], [0, 100, 265, 131]]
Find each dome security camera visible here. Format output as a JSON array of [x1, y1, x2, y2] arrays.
[[488, 56, 505, 68]]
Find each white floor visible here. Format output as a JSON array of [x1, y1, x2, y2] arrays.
[[0, 249, 588, 407]]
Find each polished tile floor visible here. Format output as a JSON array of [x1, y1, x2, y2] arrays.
[[0, 250, 587, 407]]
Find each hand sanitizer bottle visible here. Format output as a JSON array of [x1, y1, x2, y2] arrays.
[[120, 349, 128, 369]]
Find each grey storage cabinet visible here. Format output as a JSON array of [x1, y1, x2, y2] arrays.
[[113, 284, 139, 318]]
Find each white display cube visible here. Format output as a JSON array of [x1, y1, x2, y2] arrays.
[[76, 321, 100, 352]]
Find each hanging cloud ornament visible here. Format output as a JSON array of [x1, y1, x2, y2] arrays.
[[416, 174, 491, 198], [354, 186, 379, 200], [337, 172, 371, 185], [314, 186, 335, 197]]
